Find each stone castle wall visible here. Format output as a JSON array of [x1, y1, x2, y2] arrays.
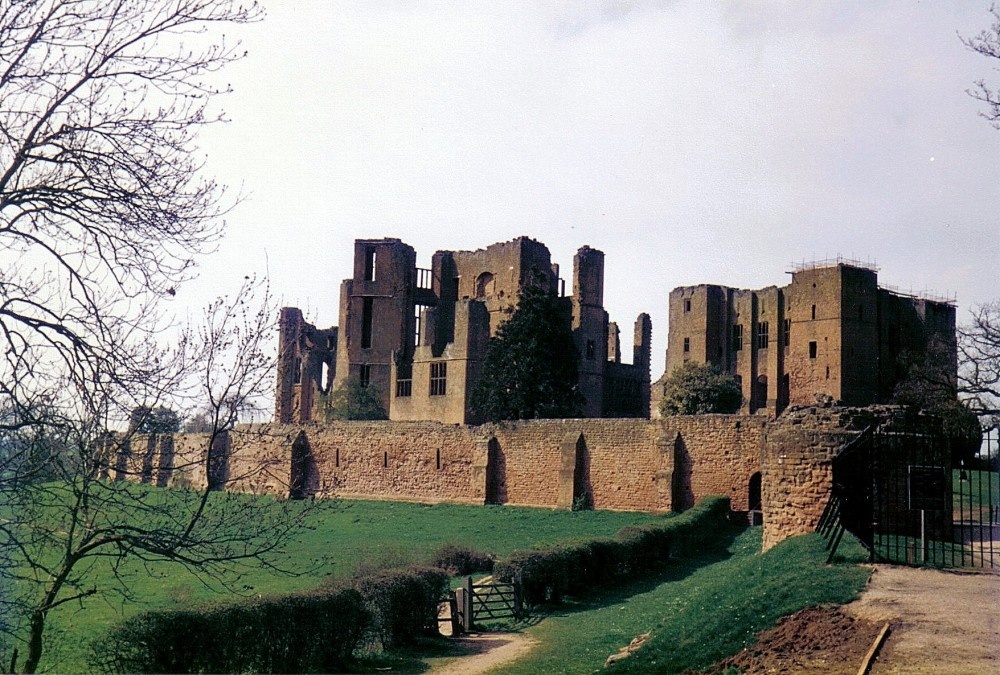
[[118, 406, 942, 550], [122, 416, 765, 514]]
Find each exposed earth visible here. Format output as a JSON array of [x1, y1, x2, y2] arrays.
[[700, 565, 999, 675], [430, 564, 999, 674]]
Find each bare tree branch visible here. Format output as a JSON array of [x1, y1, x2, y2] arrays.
[[960, 3, 1000, 129]]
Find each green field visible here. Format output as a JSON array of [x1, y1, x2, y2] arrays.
[[14, 491, 666, 672]]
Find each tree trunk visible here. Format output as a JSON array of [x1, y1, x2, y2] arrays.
[[22, 610, 45, 674]]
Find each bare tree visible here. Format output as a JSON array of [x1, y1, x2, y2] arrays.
[[1, 0, 261, 423], [0, 2, 322, 672], [961, 3, 1000, 128], [0, 279, 309, 674], [959, 300, 1000, 430]]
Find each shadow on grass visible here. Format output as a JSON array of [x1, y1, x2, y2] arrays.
[[510, 522, 747, 626]]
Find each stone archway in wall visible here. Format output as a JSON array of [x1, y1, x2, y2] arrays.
[[485, 437, 507, 505], [754, 375, 768, 413], [671, 432, 694, 512], [748, 471, 762, 525], [573, 434, 593, 510], [289, 431, 318, 500]]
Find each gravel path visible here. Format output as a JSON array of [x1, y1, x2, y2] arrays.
[[846, 565, 1000, 674]]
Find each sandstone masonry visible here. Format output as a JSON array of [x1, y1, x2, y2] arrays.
[[116, 405, 950, 549]]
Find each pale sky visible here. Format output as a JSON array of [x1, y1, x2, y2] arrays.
[[185, 1, 1000, 375]]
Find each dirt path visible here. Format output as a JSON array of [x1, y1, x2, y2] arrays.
[[428, 632, 537, 675], [846, 565, 1000, 674]]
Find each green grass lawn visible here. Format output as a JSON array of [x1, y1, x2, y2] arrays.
[[470, 528, 870, 674], [953, 468, 999, 521], [22, 492, 665, 673]]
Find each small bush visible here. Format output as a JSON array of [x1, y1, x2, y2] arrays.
[[431, 543, 495, 575], [494, 496, 730, 606]]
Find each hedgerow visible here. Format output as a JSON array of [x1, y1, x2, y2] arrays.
[[89, 565, 448, 673], [431, 543, 495, 575], [493, 496, 730, 604], [88, 586, 367, 674], [343, 565, 449, 650]]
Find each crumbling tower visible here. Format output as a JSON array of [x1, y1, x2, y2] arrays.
[[572, 246, 609, 417], [333, 239, 421, 413]]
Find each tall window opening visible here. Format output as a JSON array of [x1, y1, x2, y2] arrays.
[[364, 247, 376, 281], [811, 304, 816, 320], [359, 364, 371, 388], [757, 322, 769, 349], [430, 362, 447, 396], [732, 324, 743, 351], [586, 339, 596, 359], [683, 298, 692, 312], [361, 297, 374, 349], [396, 362, 412, 397], [683, 337, 690, 353], [414, 304, 430, 346], [809, 341, 818, 359], [292, 356, 302, 384]]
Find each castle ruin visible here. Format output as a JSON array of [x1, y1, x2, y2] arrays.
[[276, 237, 652, 425], [115, 241, 962, 551], [657, 258, 957, 416]]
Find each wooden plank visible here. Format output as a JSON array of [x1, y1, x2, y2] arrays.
[[857, 622, 891, 675]]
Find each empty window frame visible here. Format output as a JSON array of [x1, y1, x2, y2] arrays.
[[429, 362, 447, 396], [756, 322, 769, 349], [683, 337, 690, 353], [361, 297, 374, 349], [414, 303, 430, 346], [782, 318, 790, 350], [683, 298, 692, 312], [732, 324, 743, 351], [586, 339, 596, 360], [809, 341, 818, 359], [292, 356, 302, 384], [395, 363, 412, 398], [364, 247, 377, 281], [359, 364, 372, 388], [811, 304, 817, 320]]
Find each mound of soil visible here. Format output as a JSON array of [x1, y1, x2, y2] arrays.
[[702, 606, 884, 674]]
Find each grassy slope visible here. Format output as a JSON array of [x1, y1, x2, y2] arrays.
[[492, 529, 871, 674], [31, 495, 663, 672]]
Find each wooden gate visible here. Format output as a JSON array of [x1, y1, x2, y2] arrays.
[[453, 576, 522, 633]]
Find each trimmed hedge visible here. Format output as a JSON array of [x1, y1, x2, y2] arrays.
[[347, 566, 450, 650], [89, 566, 449, 673], [431, 543, 495, 576], [494, 496, 730, 605], [89, 586, 366, 674]]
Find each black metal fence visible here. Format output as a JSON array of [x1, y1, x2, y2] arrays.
[[823, 426, 997, 569]]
